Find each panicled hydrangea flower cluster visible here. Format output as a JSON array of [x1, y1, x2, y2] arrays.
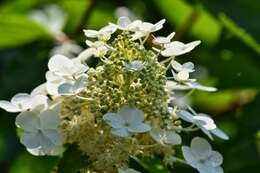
[[0, 16, 228, 173]]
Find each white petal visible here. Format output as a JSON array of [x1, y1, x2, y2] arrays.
[[111, 128, 130, 137], [83, 29, 99, 38], [210, 128, 229, 140], [131, 31, 146, 40], [193, 115, 217, 130], [187, 82, 217, 92], [182, 146, 198, 168], [30, 83, 47, 96], [39, 132, 56, 148], [39, 109, 60, 129], [103, 113, 124, 129], [11, 93, 32, 110], [0, 101, 20, 112], [15, 111, 40, 132], [164, 131, 182, 145], [154, 19, 166, 31], [119, 106, 144, 124], [117, 16, 131, 28], [176, 110, 194, 123], [27, 145, 63, 156], [128, 123, 151, 133], [48, 54, 74, 75], [208, 151, 223, 166], [190, 137, 212, 160], [171, 60, 183, 71], [183, 62, 195, 72], [20, 132, 41, 148], [43, 129, 63, 146], [58, 83, 74, 95], [176, 70, 189, 81]]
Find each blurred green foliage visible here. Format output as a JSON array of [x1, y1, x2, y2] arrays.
[[0, 0, 259, 172]]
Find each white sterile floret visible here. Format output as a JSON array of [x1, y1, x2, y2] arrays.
[[131, 19, 166, 40], [182, 137, 224, 173], [118, 168, 141, 173], [58, 74, 88, 95], [150, 128, 182, 145], [122, 60, 144, 72], [171, 60, 195, 82], [46, 54, 88, 96], [177, 110, 229, 140], [110, 16, 141, 31], [103, 106, 151, 137], [84, 24, 117, 41], [161, 41, 201, 57], [15, 106, 63, 156], [0, 93, 49, 113], [152, 32, 175, 45], [85, 40, 109, 58]]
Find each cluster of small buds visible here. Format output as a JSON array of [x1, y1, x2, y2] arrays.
[[0, 16, 228, 173]]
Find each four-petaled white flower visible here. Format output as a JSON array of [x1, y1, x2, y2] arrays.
[[0, 93, 49, 113], [84, 24, 117, 41], [85, 40, 109, 58], [152, 32, 175, 45], [118, 168, 141, 173], [177, 110, 229, 140], [15, 106, 63, 156], [131, 19, 166, 40], [150, 128, 182, 145], [182, 137, 224, 173], [171, 60, 195, 82], [103, 106, 151, 137], [46, 54, 88, 95], [161, 41, 201, 57], [122, 60, 144, 72]]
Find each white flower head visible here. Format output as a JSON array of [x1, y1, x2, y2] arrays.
[[0, 93, 49, 113], [177, 110, 229, 140], [103, 106, 151, 137], [161, 41, 201, 57], [150, 128, 182, 145], [152, 32, 175, 45], [182, 137, 224, 173], [84, 24, 117, 41], [15, 106, 63, 156], [118, 168, 141, 173], [122, 60, 144, 72]]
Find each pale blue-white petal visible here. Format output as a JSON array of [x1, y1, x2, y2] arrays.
[[15, 111, 40, 132], [119, 106, 144, 124], [164, 131, 182, 145], [182, 146, 198, 168], [20, 132, 41, 148], [111, 128, 130, 137], [208, 151, 223, 167], [210, 128, 229, 140], [128, 123, 151, 133], [39, 109, 60, 130], [43, 129, 63, 146], [11, 93, 32, 110], [103, 113, 124, 129], [176, 110, 194, 123], [190, 137, 212, 160], [0, 101, 20, 112]]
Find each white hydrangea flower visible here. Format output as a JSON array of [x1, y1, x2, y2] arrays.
[[15, 106, 63, 156], [152, 32, 175, 45], [150, 128, 182, 145], [171, 60, 195, 82], [103, 106, 151, 137], [0, 93, 49, 113], [182, 137, 224, 173], [83, 24, 117, 41], [85, 40, 109, 58], [118, 168, 141, 173], [46, 54, 88, 95], [177, 110, 229, 140], [161, 41, 201, 57], [58, 74, 88, 95], [122, 60, 144, 72], [131, 19, 166, 40]]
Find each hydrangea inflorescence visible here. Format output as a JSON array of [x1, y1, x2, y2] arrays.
[[0, 16, 228, 173]]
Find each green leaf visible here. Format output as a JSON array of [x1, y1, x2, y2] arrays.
[[0, 14, 52, 48], [219, 13, 260, 55], [10, 152, 59, 173], [57, 145, 89, 173], [154, 0, 221, 45]]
